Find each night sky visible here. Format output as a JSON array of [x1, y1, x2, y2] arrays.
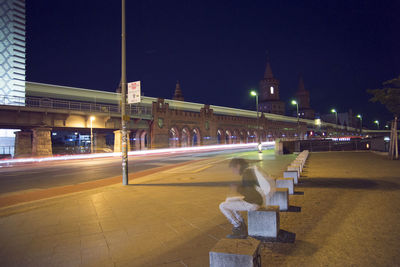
[[26, 1, 399, 128]]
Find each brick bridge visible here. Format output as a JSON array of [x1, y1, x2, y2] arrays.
[[0, 82, 360, 157]]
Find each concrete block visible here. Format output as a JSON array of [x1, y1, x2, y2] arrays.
[[276, 178, 294, 194], [248, 206, 280, 239], [270, 188, 289, 211], [287, 165, 300, 176], [291, 161, 303, 172], [294, 158, 305, 167], [210, 237, 261, 267], [284, 171, 298, 184]]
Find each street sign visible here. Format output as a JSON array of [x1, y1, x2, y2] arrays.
[[127, 81, 141, 104]]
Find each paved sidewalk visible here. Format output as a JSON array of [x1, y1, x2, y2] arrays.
[[261, 151, 400, 266], [0, 151, 399, 266]]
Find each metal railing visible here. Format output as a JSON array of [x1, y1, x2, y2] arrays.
[[0, 146, 14, 155], [299, 139, 370, 152], [0, 95, 152, 117]]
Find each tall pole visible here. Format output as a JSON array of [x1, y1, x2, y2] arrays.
[[296, 102, 299, 139], [90, 119, 93, 153], [121, 0, 128, 185], [256, 94, 262, 152], [291, 100, 299, 139], [335, 113, 338, 126], [256, 94, 259, 138], [331, 109, 338, 136], [357, 114, 362, 135]]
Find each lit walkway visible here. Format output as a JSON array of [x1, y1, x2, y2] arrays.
[[261, 151, 400, 266]]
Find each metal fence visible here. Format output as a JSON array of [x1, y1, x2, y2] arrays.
[[0, 146, 14, 156], [0, 95, 152, 117], [299, 139, 371, 152]]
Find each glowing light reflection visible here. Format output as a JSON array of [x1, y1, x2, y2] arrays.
[[0, 142, 275, 165]]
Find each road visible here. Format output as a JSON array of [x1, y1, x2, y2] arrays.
[[0, 147, 260, 195]]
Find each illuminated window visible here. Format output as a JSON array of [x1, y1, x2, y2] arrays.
[[270, 86, 274, 94]]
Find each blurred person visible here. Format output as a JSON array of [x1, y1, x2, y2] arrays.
[[219, 158, 275, 239]]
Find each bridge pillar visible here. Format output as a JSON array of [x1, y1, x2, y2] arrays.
[[32, 128, 53, 156], [113, 130, 131, 152], [14, 131, 32, 157], [94, 133, 107, 153]]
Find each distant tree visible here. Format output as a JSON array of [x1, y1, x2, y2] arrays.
[[368, 75, 400, 160]]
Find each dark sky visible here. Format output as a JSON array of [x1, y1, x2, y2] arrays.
[[26, 0, 399, 128]]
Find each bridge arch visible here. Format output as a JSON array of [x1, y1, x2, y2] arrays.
[[225, 129, 232, 144], [239, 130, 245, 143], [216, 129, 224, 144], [192, 128, 201, 146], [135, 130, 149, 150], [181, 127, 191, 147], [232, 129, 239, 144], [169, 127, 179, 148]]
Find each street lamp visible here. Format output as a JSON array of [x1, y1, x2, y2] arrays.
[[250, 90, 262, 153], [356, 114, 362, 134], [331, 109, 338, 125], [374, 120, 380, 129], [291, 100, 299, 139], [90, 116, 95, 153]]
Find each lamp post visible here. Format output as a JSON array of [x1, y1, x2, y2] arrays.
[[250, 90, 262, 153], [374, 120, 380, 129], [90, 116, 95, 153], [291, 100, 299, 138], [121, 0, 129, 185], [331, 109, 338, 125], [356, 114, 362, 134], [331, 109, 338, 137]]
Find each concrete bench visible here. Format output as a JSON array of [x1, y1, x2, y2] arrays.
[[210, 237, 261, 267], [276, 178, 294, 194], [284, 171, 298, 184], [291, 161, 303, 172], [269, 188, 289, 211], [248, 206, 280, 239], [294, 158, 305, 167], [287, 165, 300, 176]]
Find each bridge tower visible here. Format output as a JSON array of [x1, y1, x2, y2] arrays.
[[295, 76, 315, 119], [258, 60, 285, 115]]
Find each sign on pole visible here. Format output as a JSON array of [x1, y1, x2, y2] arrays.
[[127, 81, 141, 104]]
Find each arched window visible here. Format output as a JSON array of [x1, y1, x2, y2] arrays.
[[169, 128, 179, 148]]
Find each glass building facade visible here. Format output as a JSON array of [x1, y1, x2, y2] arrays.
[[0, 0, 25, 106]]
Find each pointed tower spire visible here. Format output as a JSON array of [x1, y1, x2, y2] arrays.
[[264, 62, 274, 79], [263, 51, 274, 79], [298, 75, 306, 91], [173, 80, 184, 101]]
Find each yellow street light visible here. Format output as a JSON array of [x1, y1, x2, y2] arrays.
[[331, 108, 338, 125], [250, 90, 261, 153]]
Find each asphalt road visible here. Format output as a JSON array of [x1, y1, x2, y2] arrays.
[[0, 147, 257, 195]]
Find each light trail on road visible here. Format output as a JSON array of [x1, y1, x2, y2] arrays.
[[0, 142, 275, 166]]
